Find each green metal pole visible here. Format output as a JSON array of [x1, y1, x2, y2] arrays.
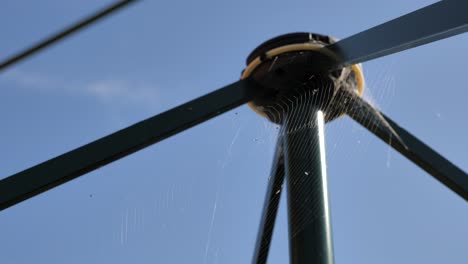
[[283, 108, 334, 264]]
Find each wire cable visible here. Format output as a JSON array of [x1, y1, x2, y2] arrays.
[[0, 0, 139, 72]]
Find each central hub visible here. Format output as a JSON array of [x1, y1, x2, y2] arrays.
[[241, 32, 364, 124]]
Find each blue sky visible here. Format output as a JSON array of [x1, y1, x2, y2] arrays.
[[0, 0, 467, 263]]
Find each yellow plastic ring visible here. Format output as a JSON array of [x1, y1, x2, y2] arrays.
[[241, 43, 365, 118]]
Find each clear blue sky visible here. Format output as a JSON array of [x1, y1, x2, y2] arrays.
[[1, 0, 467, 263]]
